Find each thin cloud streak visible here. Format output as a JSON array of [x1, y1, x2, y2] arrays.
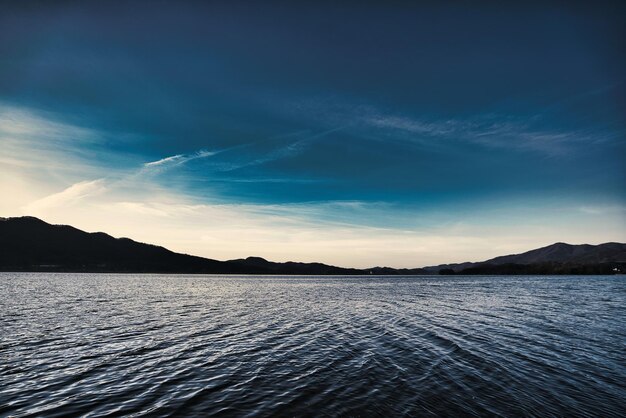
[[22, 179, 107, 215], [144, 154, 185, 167], [364, 113, 617, 155], [221, 126, 347, 172], [279, 97, 621, 156], [143, 150, 217, 169]]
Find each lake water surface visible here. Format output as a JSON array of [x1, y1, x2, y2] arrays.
[[1, 273, 625, 417]]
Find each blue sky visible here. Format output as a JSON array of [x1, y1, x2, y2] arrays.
[[1, 1, 624, 267]]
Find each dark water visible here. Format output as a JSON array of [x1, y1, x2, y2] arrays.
[[1, 274, 625, 417]]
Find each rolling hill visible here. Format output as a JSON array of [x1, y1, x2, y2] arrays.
[[1, 216, 624, 275]]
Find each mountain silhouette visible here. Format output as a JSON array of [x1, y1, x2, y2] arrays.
[[1, 216, 624, 275], [0, 217, 367, 274], [424, 242, 626, 275]]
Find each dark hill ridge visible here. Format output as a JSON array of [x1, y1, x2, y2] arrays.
[[424, 242, 626, 275], [0, 216, 240, 273], [0, 217, 365, 274], [227, 256, 427, 275], [227, 256, 365, 275], [486, 242, 626, 265], [1, 216, 624, 274]]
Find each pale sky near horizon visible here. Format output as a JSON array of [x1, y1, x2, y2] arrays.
[[1, 1, 625, 268]]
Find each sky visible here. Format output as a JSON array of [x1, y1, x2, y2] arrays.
[[1, 1, 625, 268]]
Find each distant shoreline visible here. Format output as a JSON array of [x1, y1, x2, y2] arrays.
[[2, 217, 625, 276], [1, 271, 623, 277]]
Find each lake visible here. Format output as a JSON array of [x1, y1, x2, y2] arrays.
[[1, 273, 625, 416]]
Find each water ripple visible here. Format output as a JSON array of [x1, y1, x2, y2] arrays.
[[1, 273, 625, 417]]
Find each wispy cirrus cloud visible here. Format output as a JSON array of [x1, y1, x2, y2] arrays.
[[578, 205, 626, 215], [22, 179, 107, 215], [0, 102, 138, 213], [363, 112, 618, 155], [143, 149, 217, 169], [0, 102, 99, 144], [224, 126, 345, 171], [144, 154, 185, 167], [277, 96, 621, 156], [0, 103, 105, 175]]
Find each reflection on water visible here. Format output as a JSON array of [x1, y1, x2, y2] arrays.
[[1, 273, 625, 416]]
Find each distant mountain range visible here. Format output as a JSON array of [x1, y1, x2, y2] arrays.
[[423, 241, 626, 275], [1, 216, 624, 275]]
